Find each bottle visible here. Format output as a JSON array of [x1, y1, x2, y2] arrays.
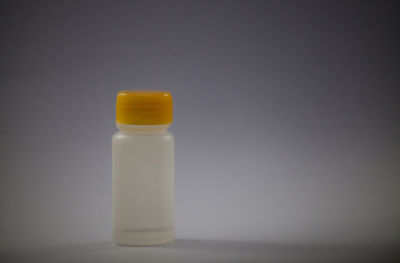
[[112, 90, 174, 246]]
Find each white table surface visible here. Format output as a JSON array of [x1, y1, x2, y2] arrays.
[[1, 239, 398, 263]]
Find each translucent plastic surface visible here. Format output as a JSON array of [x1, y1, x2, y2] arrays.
[[112, 124, 174, 246]]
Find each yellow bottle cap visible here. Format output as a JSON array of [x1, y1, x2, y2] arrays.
[[116, 90, 173, 125]]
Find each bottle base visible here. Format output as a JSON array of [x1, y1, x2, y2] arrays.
[[115, 238, 173, 247], [113, 228, 174, 247]]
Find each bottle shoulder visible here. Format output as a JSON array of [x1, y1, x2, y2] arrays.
[[112, 131, 174, 143]]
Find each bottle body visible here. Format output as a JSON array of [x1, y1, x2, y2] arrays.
[[112, 124, 174, 246]]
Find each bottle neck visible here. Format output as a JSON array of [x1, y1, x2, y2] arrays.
[[116, 123, 170, 135]]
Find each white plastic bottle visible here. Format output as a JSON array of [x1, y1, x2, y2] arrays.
[[112, 90, 174, 246]]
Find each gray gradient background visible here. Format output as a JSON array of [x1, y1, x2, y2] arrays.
[[0, 0, 399, 261]]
